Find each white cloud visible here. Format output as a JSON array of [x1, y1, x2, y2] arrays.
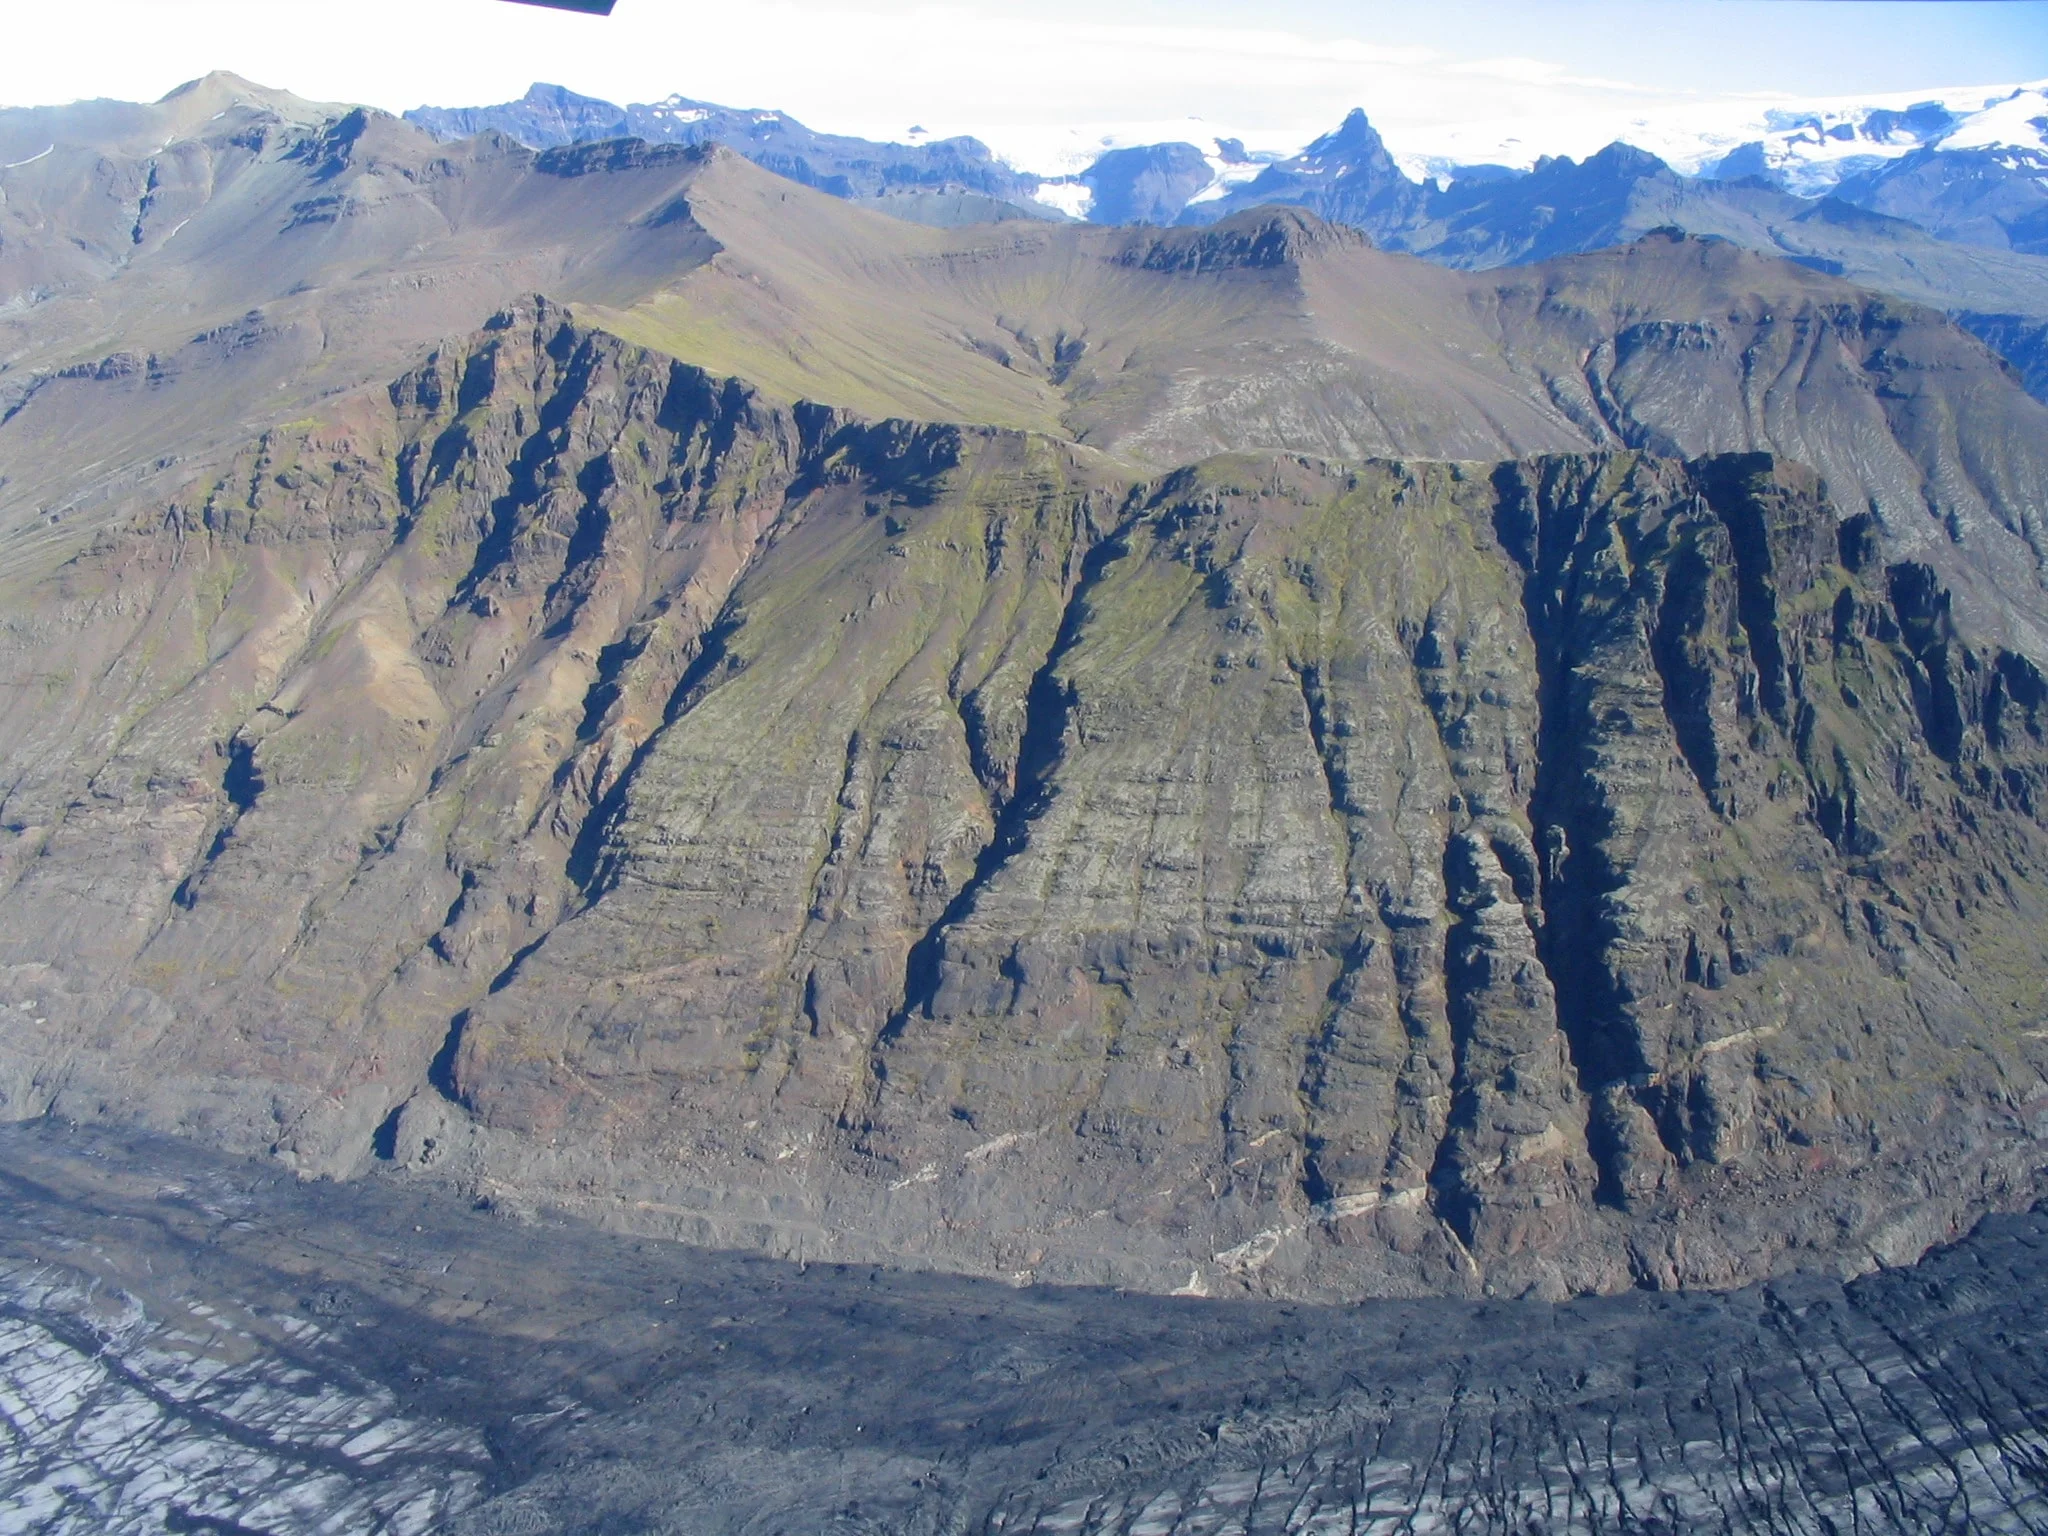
[[0, 0, 1653, 161], [0, 1, 2034, 179]]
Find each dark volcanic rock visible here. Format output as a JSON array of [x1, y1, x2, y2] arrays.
[[3, 1121, 2048, 1533], [1834, 145, 2048, 256], [4, 79, 2047, 1533], [1082, 142, 1216, 226], [6, 85, 2048, 1307]]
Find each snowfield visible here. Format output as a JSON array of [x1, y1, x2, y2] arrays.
[[965, 79, 2048, 194]]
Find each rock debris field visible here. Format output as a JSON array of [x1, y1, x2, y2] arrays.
[[0, 1123, 2043, 1533]]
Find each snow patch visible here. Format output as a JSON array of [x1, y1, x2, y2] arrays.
[[1183, 155, 1267, 207], [1940, 87, 2048, 154], [887, 1162, 939, 1191], [1213, 1226, 1293, 1275], [1031, 178, 1094, 221], [1357, 77, 2048, 195], [964, 1130, 1037, 1163]]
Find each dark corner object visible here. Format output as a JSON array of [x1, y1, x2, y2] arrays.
[[500, 0, 617, 14]]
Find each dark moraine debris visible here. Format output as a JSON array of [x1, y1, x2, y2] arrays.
[[2, 1120, 2046, 1534]]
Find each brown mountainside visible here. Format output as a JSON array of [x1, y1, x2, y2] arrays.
[[3, 86, 2048, 1298]]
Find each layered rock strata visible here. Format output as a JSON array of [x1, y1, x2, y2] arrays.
[[2, 304, 2044, 1297]]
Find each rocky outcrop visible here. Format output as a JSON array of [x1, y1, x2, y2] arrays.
[[4, 308, 2045, 1300], [1961, 309, 2048, 399], [0, 301, 819, 1157], [1205, 110, 1431, 241], [1119, 207, 1372, 271], [847, 449, 2048, 1296], [1834, 144, 2048, 256], [1083, 144, 1218, 227]]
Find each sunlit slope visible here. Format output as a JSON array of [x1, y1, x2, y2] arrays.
[[589, 160, 2048, 655], [0, 84, 728, 567], [5, 305, 2046, 1302], [583, 157, 1070, 433], [591, 165, 1586, 464], [8, 85, 2043, 654]]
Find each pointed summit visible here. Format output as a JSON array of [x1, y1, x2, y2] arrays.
[[157, 69, 271, 103], [1306, 108, 1399, 170], [1184, 106, 1426, 239]]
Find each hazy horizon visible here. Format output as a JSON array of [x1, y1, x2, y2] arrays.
[[8, 0, 2046, 172]]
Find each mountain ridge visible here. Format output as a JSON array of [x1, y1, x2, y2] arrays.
[[4, 287, 2047, 1298], [396, 82, 2048, 402], [3, 80, 2048, 1302], [406, 81, 1055, 228]]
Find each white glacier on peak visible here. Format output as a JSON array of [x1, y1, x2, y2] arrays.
[[1695, 83, 2048, 194], [1371, 80, 2047, 191], [965, 79, 2045, 197], [1183, 156, 1270, 208], [970, 117, 1305, 181], [1939, 87, 2048, 155]]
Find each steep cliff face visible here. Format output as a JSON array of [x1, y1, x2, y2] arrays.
[[8, 87, 2045, 673], [0, 303, 820, 1156], [846, 450, 2048, 1295], [0, 81, 737, 554], [4, 307, 2043, 1299]]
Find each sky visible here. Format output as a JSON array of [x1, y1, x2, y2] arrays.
[[4, 0, 2045, 171]]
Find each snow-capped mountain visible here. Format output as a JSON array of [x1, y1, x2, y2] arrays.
[[1006, 84, 2048, 227], [1694, 83, 2048, 196], [406, 83, 1050, 218], [403, 78, 2048, 261], [1341, 81, 2045, 191], [1026, 135, 1281, 224]]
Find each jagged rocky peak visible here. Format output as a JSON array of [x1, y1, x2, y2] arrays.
[[1175, 108, 1433, 236], [1305, 107, 1403, 169]]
